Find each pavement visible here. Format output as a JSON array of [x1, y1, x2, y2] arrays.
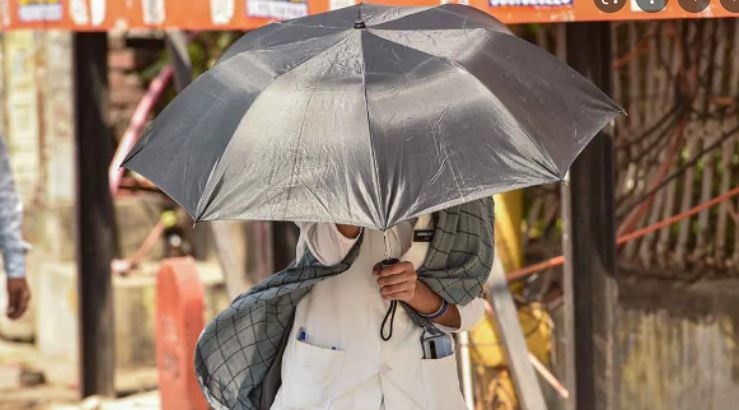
[[49, 392, 160, 410], [0, 338, 160, 410]]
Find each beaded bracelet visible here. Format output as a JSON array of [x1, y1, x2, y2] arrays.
[[419, 298, 449, 320]]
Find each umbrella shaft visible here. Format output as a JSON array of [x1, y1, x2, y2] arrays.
[[383, 230, 389, 261]]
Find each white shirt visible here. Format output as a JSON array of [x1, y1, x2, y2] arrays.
[[272, 216, 485, 410]]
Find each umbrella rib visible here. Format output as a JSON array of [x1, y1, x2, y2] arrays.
[[194, 33, 354, 221], [442, 35, 566, 176], [394, 59, 470, 214], [363, 5, 431, 26], [359, 31, 387, 229], [369, 4, 510, 35], [367, 32, 472, 224], [371, 31, 562, 176], [281, 37, 352, 219], [217, 26, 351, 66]]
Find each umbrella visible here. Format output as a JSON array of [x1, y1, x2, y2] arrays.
[[122, 3, 623, 230]]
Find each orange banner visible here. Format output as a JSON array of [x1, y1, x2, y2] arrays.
[[1, 0, 736, 31]]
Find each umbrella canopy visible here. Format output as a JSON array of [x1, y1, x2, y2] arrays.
[[123, 3, 623, 230]]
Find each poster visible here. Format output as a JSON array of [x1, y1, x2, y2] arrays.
[[329, 0, 354, 10], [210, 0, 235, 24], [2, 0, 737, 32], [246, 0, 308, 20], [141, 0, 165, 24], [70, 0, 106, 25], [1, 0, 10, 27], [17, 0, 62, 22], [489, 0, 571, 5]]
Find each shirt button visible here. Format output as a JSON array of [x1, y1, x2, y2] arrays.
[[379, 362, 392, 375]]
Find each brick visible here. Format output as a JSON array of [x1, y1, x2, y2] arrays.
[[124, 74, 143, 88], [108, 49, 136, 70], [110, 87, 145, 106], [109, 71, 126, 88], [19, 366, 46, 387]]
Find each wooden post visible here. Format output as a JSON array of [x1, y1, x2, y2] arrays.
[[74, 32, 117, 398], [245, 222, 274, 282], [165, 30, 192, 94], [563, 22, 618, 410], [211, 221, 250, 298], [272, 222, 299, 271]]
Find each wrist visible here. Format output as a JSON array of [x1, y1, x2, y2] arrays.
[[418, 299, 448, 320], [408, 280, 443, 315]]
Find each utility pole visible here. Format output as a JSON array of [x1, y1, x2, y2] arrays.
[[74, 32, 117, 398], [562, 22, 618, 410]]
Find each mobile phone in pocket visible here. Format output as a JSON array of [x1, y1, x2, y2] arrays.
[[421, 332, 453, 359]]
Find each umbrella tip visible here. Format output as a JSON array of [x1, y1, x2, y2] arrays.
[[354, 19, 366, 29]]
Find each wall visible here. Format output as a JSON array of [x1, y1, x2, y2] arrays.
[[0, 30, 75, 340], [613, 274, 739, 409]]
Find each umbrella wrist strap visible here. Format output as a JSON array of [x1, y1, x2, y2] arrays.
[[381, 301, 397, 341]]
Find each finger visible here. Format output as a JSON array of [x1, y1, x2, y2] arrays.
[[16, 290, 30, 318], [7, 288, 20, 319], [376, 262, 407, 276], [376, 261, 414, 277], [383, 290, 413, 301], [380, 282, 414, 296], [377, 271, 416, 287]]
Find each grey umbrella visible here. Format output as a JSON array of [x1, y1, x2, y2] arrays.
[[123, 3, 623, 230]]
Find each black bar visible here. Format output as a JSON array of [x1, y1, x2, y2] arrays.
[[563, 22, 617, 410], [74, 32, 117, 398], [166, 30, 192, 92], [272, 222, 299, 271]]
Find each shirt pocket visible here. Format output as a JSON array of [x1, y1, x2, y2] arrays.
[[282, 339, 344, 409], [420, 354, 467, 410]]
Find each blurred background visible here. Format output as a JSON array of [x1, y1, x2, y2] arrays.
[[1, 2, 739, 410]]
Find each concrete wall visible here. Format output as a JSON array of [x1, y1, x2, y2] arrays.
[[0, 30, 76, 340], [613, 275, 739, 410], [546, 271, 739, 410]]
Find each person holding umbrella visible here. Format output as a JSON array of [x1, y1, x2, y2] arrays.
[[122, 4, 622, 409], [268, 211, 491, 409]]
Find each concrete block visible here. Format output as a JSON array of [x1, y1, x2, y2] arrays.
[[37, 194, 167, 265], [114, 194, 167, 262], [36, 261, 228, 376], [41, 203, 77, 263], [35, 263, 78, 362]]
